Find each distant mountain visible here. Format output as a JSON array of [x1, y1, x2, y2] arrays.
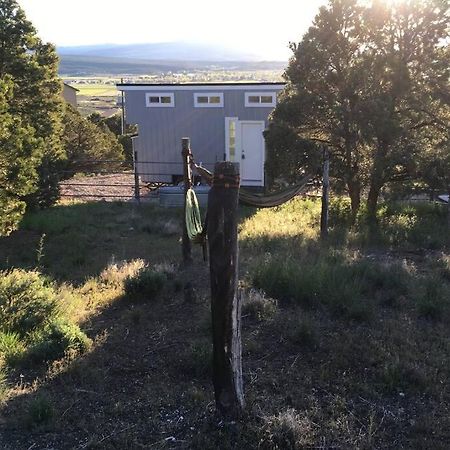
[[57, 42, 273, 62], [58, 55, 286, 76]]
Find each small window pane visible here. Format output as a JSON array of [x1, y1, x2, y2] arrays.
[[261, 95, 273, 103], [149, 96, 160, 103], [209, 96, 221, 104], [248, 96, 260, 103], [197, 96, 209, 103], [161, 96, 172, 104]]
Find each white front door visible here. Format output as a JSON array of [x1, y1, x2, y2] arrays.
[[225, 118, 265, 186], [239, 121, 265, 186]]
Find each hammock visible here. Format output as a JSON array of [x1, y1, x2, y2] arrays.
[[192, 164, 312, 208], [239, 175, 312, 208]]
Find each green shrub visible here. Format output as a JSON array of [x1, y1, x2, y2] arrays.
[[416, 277, 447, 320], [253, 256, 411, 321], [0, 366, 8, 403], [380, 359, 427, 393], [0, 332, 26, 366], [180, 341, 212, 378], [27, 395, 54, 427], [288, 316, 317, 348], [0, 270, 58, 337], [243, 290, 277, 322], [28, 319, 91, 363], [124, 267, 166, 299]]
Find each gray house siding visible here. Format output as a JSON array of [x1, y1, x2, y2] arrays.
[[119, 84, 284, 184]]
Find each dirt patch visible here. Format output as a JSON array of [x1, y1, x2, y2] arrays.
[[60, 173, 152, 202]]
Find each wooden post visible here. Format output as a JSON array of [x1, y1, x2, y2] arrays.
[[133, 150, 140, 204], [321, 146, 330, 239], [447, 186, 450, 230], [182, 138, 193, 264], [207, 161, 244, 418]]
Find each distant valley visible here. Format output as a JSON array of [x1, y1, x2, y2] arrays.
[[57, 42, 287, 76]]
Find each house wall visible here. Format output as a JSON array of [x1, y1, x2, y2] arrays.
[[63, 84, 78, 107], [121, 84, 284, 183]]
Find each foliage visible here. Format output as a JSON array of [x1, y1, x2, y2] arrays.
[[62, 105, 125, 176], [0, 270, 58, 337], [253, 256, 411, 320], [415, 276, 448, 320], [0, 331, 26, 366], [0, 78, 43, 235], [28, 318, 91, 362], [87, 112, 137, 164], [0, 0, 66, 209], [124, 267, 166, 299], [243, 290, 278, 322], [27, 395, 54, 426], [267, 0, 449, 221]]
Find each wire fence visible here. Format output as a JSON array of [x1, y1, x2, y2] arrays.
[[59, 155, 216, 202]]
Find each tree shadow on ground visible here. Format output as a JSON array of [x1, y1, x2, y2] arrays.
[[0, 201, 186, 284], [0, 261, 216, 449]]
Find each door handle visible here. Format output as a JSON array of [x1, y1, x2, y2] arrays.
[[241, 150, 245, 160]]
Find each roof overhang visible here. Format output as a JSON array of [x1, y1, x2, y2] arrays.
[[63, 82, 80, 92], [116, 82, 285, 92]]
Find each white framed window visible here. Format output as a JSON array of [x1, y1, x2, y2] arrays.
[[225, 117, 238, 162], [194, 93, 224, 108], [145, 93, 175, 107], [244, 92, 277, 107]]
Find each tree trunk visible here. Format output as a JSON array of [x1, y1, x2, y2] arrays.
[[367, 142, 388, 225], [321, 147, 330, 239], [347, 179, 361, 223], [367, 182, 382, 225]]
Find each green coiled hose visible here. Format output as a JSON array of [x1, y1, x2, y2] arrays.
[[185, 188, 203, 241]]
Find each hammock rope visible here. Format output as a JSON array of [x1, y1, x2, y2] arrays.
[[185, 188, 204, 241]]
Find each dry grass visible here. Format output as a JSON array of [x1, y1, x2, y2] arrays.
[[0, 198, 449, 449]]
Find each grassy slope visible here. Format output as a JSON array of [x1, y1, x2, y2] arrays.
[[76, 84, 118, 97], [0, 199, 449, 449]]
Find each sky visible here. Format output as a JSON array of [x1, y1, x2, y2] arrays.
[[16, 0, 329, 60]]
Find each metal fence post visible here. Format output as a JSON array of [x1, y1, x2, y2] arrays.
[[133, 150, 140, 204]]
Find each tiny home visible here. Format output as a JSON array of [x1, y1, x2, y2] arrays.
[[62, 82, 79, 107], [117, 82, 285, 187]]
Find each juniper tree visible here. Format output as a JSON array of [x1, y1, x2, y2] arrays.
[[63, 105, 125, 176], [267, 0, 449, 222], [266, 0, 368, 218], [0, 0, 65, 208], [360, 0, 449, 222], [0, 78, 43, 235]]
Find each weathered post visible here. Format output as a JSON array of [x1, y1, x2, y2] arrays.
[[207, 161, 244, 418], [321, 146, 330, 240], [133, 150, 140, 204], [182, 138, 193, 264], [447, 186, 450, 230]]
